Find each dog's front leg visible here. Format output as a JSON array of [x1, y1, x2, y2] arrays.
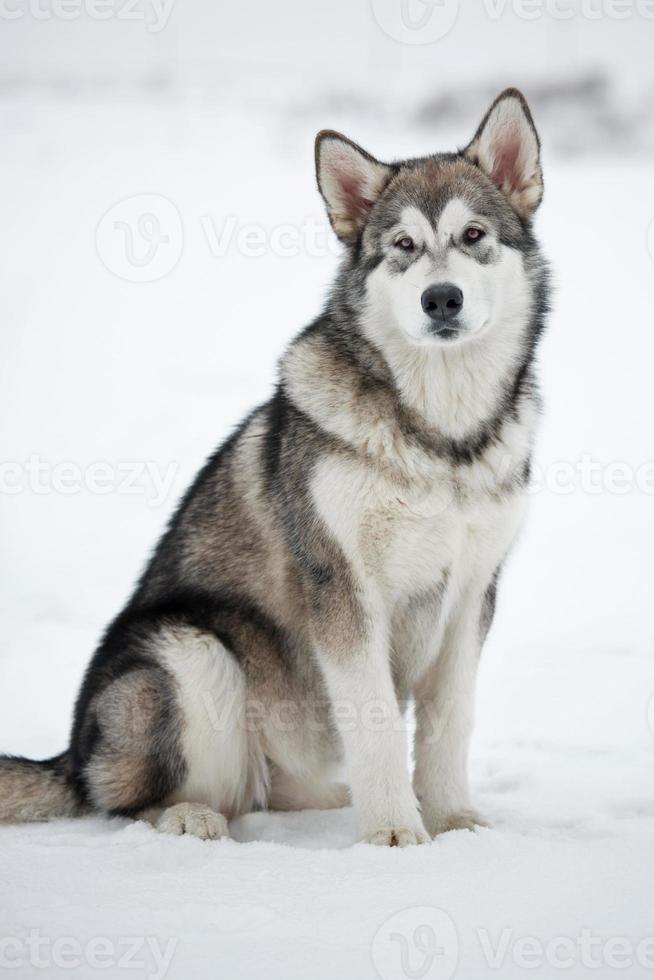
[[316, 600, 429, 847], [413, 587, 491, 837]]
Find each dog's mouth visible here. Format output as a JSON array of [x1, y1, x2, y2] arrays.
[[430, 325, 459, 340], [424, 316, 491, 344], [426, 317, 463, 341]]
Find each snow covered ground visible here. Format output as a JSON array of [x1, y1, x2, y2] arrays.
[[1, 68, 654, 980]]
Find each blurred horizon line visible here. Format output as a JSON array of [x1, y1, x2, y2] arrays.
[[1, 69, 652, 155]]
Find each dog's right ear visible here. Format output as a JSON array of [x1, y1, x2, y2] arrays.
[[463, 88, 543, 219], [315, 131, 393, 243]]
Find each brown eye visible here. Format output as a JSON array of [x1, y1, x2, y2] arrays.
[[464, 227, 485, 244], [395, 236, 415, 252]]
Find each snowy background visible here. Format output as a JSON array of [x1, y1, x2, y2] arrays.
[[1, 2, 654, 978]]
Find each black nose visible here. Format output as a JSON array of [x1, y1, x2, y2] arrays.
[[421, 283, 464, 322]]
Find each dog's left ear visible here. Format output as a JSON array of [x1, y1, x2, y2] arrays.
[[315, 131, 393, 243], [464, 88, 543, 219]]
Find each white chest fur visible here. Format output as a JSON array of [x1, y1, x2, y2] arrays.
[[310, 445, 527, 701], [311, 449, 527, 610]]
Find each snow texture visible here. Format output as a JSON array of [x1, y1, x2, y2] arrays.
[[1, 10, 654, 976]]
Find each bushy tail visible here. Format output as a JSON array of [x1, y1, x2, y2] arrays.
[[0, 752, 82, 824]]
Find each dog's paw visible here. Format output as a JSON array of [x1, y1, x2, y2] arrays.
[[156, 802, 229, 840], [425, 807, 491, 838], [362, 825, 431, 847]]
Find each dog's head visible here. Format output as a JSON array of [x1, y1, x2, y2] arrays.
[[315, 88, 543, 348]]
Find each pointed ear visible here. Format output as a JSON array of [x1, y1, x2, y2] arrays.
[[315, 131, 393, 243], [464, 88, 543, 219]]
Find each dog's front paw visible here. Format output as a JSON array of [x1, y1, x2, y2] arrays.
[[424, 807, 491, 838], [156, 802, 229, 840], [362, 824, 431, 847]]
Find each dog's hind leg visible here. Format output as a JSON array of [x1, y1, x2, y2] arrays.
[[76, 621, 268, 839], [79, 664, 185, 816]]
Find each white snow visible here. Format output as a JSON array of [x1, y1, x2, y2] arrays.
[[1, 33, 654, 980]]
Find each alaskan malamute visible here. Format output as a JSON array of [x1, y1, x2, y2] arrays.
[[1, 88, 549, 846]]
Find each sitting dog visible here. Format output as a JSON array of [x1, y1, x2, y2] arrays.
[[1, 88, 549, 846]]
